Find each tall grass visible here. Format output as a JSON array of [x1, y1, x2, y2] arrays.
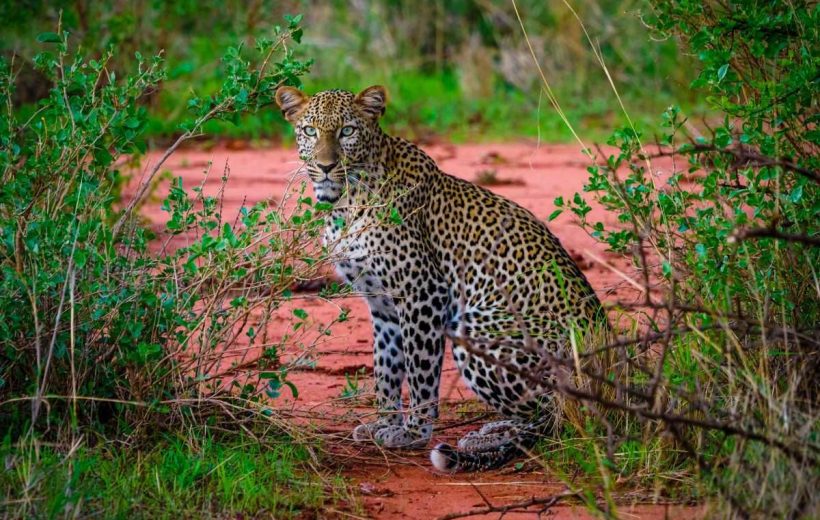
[[1, 433, 346, 518]]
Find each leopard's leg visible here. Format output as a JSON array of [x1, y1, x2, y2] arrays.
[[373, 278, 448, 449], [445, 306, 564, 456], [432, 331, 559, 471], [353, 294, 404, 441]]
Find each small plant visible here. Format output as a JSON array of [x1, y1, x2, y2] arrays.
[[474, 168, 525, 187], [340, 368, 368, 400], [0, 13, 316, 436], [475, 168, 501, 185]]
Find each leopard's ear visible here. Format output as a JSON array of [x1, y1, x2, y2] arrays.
[[275, 86, 309, 123], [354, 85, 388, 119]]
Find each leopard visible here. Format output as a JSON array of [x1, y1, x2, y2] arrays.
[[275, 85, 605, 472]]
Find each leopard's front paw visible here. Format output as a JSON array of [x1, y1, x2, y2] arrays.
[[373, 425, 430, 449]]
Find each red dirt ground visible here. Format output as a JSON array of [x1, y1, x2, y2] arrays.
[[134, 142, 699, 519]]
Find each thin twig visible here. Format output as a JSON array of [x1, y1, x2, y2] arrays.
[[436, 490, 579, 520]]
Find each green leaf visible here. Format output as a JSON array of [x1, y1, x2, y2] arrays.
[[293, 308, 308, 320], [548, 209, 563, 221], [789, 184, 803, 203], [37, 32, 62, 43], [717, 63, 729, 82], [285, 13, 303, 26], [389, 207, 403, 225], [265, 379, 282, 399], [136, 343, 162, 364], [74, 249, 88, 269], [284, 380, 299, 399]]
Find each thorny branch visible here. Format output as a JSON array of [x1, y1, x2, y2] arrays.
[[729, 227, 820, 247], [436, 489, 579, 520], [645, 142, 820, 184]]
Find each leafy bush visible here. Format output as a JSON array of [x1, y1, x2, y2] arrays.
[[0, 16, 325, 443], [0, 15, 365, 517], [549, 1, 818, 517]]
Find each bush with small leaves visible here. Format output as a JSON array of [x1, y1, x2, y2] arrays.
[[548, 2, 818, 517], [0, 16, 328, 446]]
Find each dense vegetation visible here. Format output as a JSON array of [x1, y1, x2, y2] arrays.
[[548, 1, 819, 517], [1, 0, 699, 142], [1, 1, 817, 518], [0, 13, 357, 518]]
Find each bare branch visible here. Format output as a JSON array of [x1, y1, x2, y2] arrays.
[[730, 227, 820, 247], [436, 490, 579, 520]]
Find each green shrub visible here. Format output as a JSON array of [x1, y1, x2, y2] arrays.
[[0, 15, 325, 442], [0, 16, 366, 517], [550, 1, 818, 516]]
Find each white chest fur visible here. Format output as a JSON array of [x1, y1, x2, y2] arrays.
[[324, 208, 379, 293]]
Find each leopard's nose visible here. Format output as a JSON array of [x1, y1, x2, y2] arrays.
[[317, 162, 337, 174]]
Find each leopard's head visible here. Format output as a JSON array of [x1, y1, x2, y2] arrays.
[[275, 85, 387, 203]]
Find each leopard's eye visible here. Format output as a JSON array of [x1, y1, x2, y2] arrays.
[[340, 125, 356, 137], [303, 126, 317, 137]]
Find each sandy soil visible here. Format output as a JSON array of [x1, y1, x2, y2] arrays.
[[133, 141, 697, 519]]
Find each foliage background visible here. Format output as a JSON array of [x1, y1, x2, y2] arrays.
[[1, 0, 700, 142]]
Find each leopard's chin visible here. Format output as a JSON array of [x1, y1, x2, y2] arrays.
[[317, 194, 339, 203], [313, 180, 343, 203]]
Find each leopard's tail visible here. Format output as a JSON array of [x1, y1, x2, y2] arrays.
[[429, 424, 542, 473], [429, 441, 524, 472]]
